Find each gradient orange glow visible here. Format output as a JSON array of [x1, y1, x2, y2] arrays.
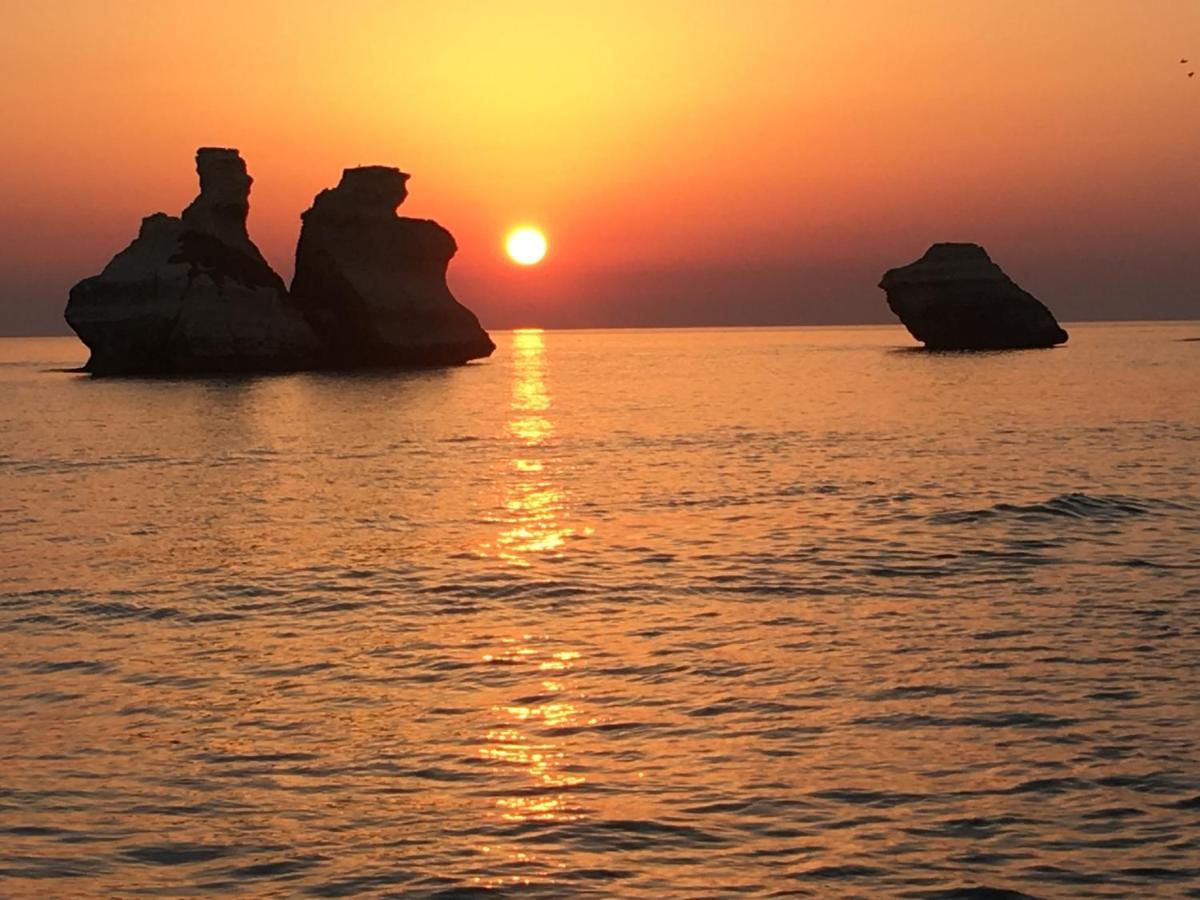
[[0, 1, 1197, 332]]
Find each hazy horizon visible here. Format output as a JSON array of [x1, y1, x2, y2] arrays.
[[2, 0, 1197, 335], [6, 307, 1199, 340]]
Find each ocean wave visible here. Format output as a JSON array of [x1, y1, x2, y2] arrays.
[[929, 492, 1189, 525]]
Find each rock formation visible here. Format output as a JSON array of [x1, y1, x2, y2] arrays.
[[879, 243, 1068, 350], [66, 149, 317, 374], [65, 149, 494, 374], [291, 166, 495, 367]]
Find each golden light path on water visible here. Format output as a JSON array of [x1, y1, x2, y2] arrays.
[[489, 329, 590, 566], [474, 330, 596, 886]]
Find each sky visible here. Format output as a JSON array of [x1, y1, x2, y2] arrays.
[[0, 0, 1196, 334]]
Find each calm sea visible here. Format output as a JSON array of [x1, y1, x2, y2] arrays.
[[1, 323, 1198, 898]]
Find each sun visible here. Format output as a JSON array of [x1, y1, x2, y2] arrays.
[[506, 226, 547, 266]]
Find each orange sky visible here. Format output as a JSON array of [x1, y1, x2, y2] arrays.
[[0, 0, 1197, 333]]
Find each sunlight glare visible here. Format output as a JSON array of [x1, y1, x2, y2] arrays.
[[506, 226, 548, 266]]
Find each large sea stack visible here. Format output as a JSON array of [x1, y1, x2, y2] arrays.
[[879, 243, 1068, 350], [66, 149, 317, 374], [291, 166, 494, 367], [65, 149, 494, 374]]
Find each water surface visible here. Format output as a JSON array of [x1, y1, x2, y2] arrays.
[[2, 324, 1199, 897]]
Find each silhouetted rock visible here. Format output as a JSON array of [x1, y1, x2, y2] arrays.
[[291, 166, 495, 367], [66, 149, 317, 374], [65, 150, 494, 375], [879, 243, 1068, 350]]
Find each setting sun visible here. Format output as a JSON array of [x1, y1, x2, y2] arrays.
[[506, 226, 547, 266]]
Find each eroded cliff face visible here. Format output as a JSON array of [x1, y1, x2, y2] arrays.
[[290, 166, 495, 367], [879, 243, 1068, 350], [66, 149, 317, 374], [65, 150, 494, 375]]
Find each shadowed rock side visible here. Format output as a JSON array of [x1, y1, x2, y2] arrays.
[[880, 243, 1068, 350], [290, 166, 495, 367], [66, 149, 318, 374]]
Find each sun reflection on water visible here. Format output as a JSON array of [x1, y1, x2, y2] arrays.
[[472, 639, 591, 885], [484, 329, 591, 567], [479, 636, 590, 828], [471, 333, 599, 885]]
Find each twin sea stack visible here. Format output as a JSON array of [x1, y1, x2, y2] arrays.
[[880, 243, 1068, 350], [66, 148, 494, 375]]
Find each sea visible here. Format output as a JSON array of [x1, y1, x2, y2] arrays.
[[1, 323, 1198, 898]]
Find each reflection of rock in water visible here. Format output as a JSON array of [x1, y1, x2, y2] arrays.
[[487, 330, 590, 566]]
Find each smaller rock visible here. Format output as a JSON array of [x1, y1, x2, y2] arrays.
[[879, 243, 1068, 350]]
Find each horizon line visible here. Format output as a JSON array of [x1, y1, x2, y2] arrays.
[[4, 315, 1198, 341]]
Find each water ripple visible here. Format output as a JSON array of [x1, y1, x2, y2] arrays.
[[1, 327, 1198, 897]]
